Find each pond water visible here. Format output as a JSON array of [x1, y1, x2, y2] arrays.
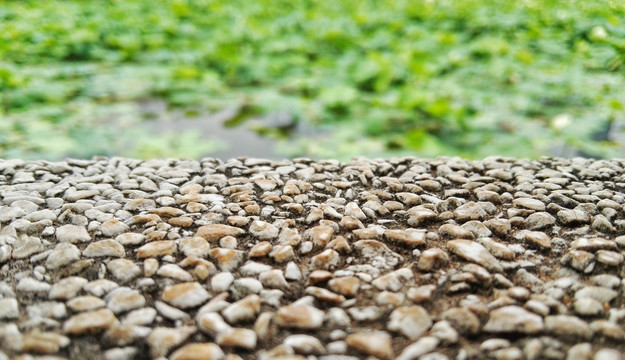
[[139, 100, 291, 160]]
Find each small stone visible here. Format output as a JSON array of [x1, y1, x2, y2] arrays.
[[123, 307, 157, 326], [17, 277, 51, 292], [396, 336, 439, 360], [21, 331, 70, 354], [157, 263, 194, 282], [249, 220, 279, 240], [196, 224, 245, 242], [63, 308, 118, 335], [209, 248, 246, 272], [100, 220, 130, 237], [84, 279, 119, 297], [345, 332, 393, 360], [571, 237, 617, 251], [383, 229, 426, 247], [407, 284, 437, 303], [441, 307, 480, 335], [162, 282, 210, 309], [250, 241, 272, 257], [513, 198, 545, 211], [283, 334, 326, 355], [305, 286, 346, 303], [115, 233, 146, 246], [594, 349, 622, 360], [83, 239, 125, 258], [0, 298, 19, 320], [387, 306, 432, 340], [454, 201, 487, 222], [590, 320, 625, 340], [269, 245, 295, 263], [217, 328, 257, 350], [372, 268, 413, 292], [545, 315, 592, 339], [169, 343, 225, 360], [417, 248, 449, 271], [106, 288, 146, 314], [136, 240, 177, 258], [483, 306, 544, 334], [575, 286, 618, 303], [179, 237, 211, 258], [276, 303, 324, 329], [107, 259, 141, 283], [46, 243, 81, 269], [146, 326, 197, 358], [525, 231, 551, 249], [67, 295, 106, 312], [558, 209, 589, 225], [574, 298, 605, 317], [567, 343, 593, 360], [407, 207, 438, 226], [259, 269, 289, 290], [438, 224, 474, 239], [56, 225, 91, 243], [328, 277, 360, 297], [222, 294, 261, 324], [211, 272, 235, 293], [447, 239, 503, 273], [524, 212, 556, 230], [49, 276, 88, 300], [311, 249, 340, 270], [596, 250, 624, 266], [305, 225, 334, 247]]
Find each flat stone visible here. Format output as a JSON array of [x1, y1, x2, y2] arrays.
[[63, 308, 118, 335], [162, 282, 210, 309], [345, 332, 393, 360], [387, 306, 432, 340], [56, 224, 91, 243], [0, 298, 19, 320], [217, 328, 257, 350], [46, 243, 80, 269], [249, 220, 279, 240], [417, 248, 449, 271], [276, 303, 324, 329], [83, 239, 125, 257], [483, 306, 544, 334], [106, 288, 146, 314], [67, 295, 106, 312], [178, 237, 211, 258], [441, 307, 481, 335], [100, 219, 130, 237], [447, 239, 503, 273], [571, 237, 617, 251], [328, 277, 360, 297], [146, 326, 197, 358], [196, 224, 245, 242], [545, 315, 592, 339], [513, 198, 545, 211], [222, 294, 261, 324], [209, 248, 246, 272], [21, 331, 70, 354], [575, 286, 618, 303], [107, 259, 141, 283], [136, 240, 177, 258], [49, 276, 88, 300], [525, 231, 551, 249], [283, 334, 326, 355], [383, 229, 426, 247], [396, 336, 439, 360], [169, 343, 225, 360]]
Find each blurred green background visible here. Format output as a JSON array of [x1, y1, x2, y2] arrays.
[[1, 0, 624, 161]]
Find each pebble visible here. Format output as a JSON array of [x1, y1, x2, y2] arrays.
[[396, 336, 439, 360], [146, 326, 196, 358], [62, 308, 117, 335], [447, 239, 503, 272], [107, 259, 141, 283], [169, 343, 224, 360], [83, 239, 125, 257], [46, 243, 80, 269], [387, 306, 432, 340], [345, 332, 394, 360], [55, 225, 91, 243], [162, 282, 210, 309], [483, 306, 544, 334], [222, 294, 261, 324], [276, 303, 324, 329]]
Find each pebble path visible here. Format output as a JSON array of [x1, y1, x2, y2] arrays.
[[1, 156, 625, 360]]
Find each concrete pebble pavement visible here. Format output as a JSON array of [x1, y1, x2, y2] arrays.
[[0, 156, 625, 359]]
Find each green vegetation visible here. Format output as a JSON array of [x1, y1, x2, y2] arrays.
[[1, 0, 624, 160]]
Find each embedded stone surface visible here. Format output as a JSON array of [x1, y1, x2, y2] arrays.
[[1, 156, 625, 359]]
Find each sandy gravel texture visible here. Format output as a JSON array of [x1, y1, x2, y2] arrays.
[[1, 156, 625, 360]]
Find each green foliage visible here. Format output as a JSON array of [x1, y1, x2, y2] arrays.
[[1, 0, 624, 160]]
